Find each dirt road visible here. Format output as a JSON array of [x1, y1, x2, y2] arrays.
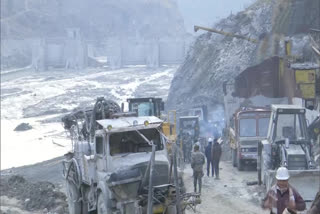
[[183, 161, 268, 214], [1, 157, 270, 214]]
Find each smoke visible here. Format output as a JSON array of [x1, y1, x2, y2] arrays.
[[199, 105, 225, 138]]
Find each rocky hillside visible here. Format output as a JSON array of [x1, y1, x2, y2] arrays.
[[167, 0, 320, 111], [1, 0, 186, 40]]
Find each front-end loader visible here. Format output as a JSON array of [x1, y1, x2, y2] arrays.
[[258, 105, 320, 206]]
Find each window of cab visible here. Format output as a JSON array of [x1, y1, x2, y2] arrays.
[[109, 128, 163, 156]]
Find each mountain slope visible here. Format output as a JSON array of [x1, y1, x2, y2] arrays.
[[167, 0, 320, 111]]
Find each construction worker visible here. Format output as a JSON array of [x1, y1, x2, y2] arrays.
[[191, 144, 205, 193], [307, 191, 320, 214], [262, 167, 306, 214], [205, 138, 213, 177], [211, 138, 222, 179], [183, 133, 192, 163]]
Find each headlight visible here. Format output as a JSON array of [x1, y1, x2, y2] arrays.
[[133, 120, 138, 126], [241, 148, 248, 152]]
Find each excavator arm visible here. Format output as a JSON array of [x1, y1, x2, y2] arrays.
[[194, 25, 259, 43]]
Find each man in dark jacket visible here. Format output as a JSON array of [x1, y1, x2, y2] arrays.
[[211, 138, 222, 179], [205, 138, 213, 177]]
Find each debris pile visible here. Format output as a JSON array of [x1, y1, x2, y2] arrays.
[[14, 123, 32, 131], [0, 175, 68, 214]]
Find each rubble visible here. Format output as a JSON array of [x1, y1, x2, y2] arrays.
[[0, 175, 68, 214], [14, 123, 32, 131]]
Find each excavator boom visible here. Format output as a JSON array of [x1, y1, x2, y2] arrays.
[[194, 25, 258, 43]]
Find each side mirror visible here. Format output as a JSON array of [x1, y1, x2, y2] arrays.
[[161, 102, 165, 111], [121, 103, 124, 112], [84, 154, 96, 161]]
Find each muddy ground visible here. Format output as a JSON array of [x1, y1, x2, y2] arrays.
[[0, 156, 270, 214], [183, 162, 268, 214]]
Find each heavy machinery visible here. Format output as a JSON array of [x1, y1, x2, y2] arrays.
[[178, 116, 200, 161], [126, 97, 164, 118], [62, 97, 199, 214], [258, 105, 320, 204], [194, 25, 258, 43], [229, 107, 271, 170], [178, 116, 200, 143], [126, 97, 177, 142], [309, 28, 320, 58]]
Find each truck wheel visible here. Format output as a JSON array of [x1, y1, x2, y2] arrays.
[[66, 181, 82, 214], [232, 149, 237, 167], [237, 157, 243, 171], [97, 193, 110, 214]]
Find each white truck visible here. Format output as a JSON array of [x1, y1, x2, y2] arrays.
[[62, 97, 199, 214]]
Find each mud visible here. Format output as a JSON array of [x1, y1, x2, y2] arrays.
[[0, 175, 68, 214]]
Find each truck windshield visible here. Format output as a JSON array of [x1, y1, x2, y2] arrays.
[[109, 128, 163, 156], [258, 117, 270, 137], [131, 102, 154, 116], [239, 118, 256, 137], [275, 113, 306, 140]]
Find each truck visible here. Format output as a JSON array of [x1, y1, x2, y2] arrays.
[[61, 97, 199, 214], [229, 107, 271, 170], [258, 105, 320, 205]]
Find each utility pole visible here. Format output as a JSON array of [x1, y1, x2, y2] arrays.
[[147, 144, 156, 214], [173, 145, 182, 214]]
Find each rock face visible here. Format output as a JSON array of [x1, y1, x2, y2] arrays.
[[167, 0, 320, 112]]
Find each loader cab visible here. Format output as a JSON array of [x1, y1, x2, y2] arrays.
[[126, 98, 164, 118], [268, 105, 309, 143]]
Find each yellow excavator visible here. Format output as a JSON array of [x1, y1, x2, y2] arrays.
[[310, 28, 320, 58], [125, 97, 177, 143]]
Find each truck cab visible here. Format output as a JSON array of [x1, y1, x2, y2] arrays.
[[229, 107, 271, 170]]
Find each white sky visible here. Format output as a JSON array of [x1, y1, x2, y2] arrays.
[[177, 0, 256, 33]]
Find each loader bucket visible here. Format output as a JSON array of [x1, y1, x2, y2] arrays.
[[265, 169, 320, 206]]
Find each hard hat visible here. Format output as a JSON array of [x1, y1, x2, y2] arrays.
[[208, 138, 213, 142], [275, 167, 290, 180]]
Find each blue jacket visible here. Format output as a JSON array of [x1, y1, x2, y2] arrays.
[[205, 143, 212, 159]]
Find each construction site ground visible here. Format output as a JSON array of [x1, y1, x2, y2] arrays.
[[1, 156, 270, 214]]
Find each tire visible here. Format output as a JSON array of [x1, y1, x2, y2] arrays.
[[66, 181, 82, 214], [237, 156, 244, 171], [232, 149, 237, 167], [97, 193, 111, 214], [82, 199, 89, 214]]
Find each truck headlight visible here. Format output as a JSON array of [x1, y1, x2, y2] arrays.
[[241, 148, 248, 152]]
